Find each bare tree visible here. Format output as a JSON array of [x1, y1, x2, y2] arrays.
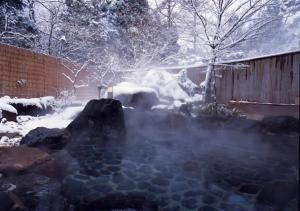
[[61, 58, 90, 96], [186, 0, 279, 103], [33, 0, 65, 55]]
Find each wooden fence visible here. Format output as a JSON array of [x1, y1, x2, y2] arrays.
[[0, 43, 97, 99], [1, 42, 299, 106], [215, 51, 300, 105]]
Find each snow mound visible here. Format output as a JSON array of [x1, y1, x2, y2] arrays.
[[0, 96, 55, 118], [0, 136, 22, 147], [113, 82, 158, 97], [137, 69, 202, 104], [0, 96, 55, 109], [0, 106, 84, 146], [0, 119, 22, 134], [0, 101, 18, 114]]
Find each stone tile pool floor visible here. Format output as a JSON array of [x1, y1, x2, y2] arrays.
[[1, 126, 299, 211]]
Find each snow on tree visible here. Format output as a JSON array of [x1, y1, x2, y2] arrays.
[[106, 0, 180, 68], [184, 0, 281, 103], [61, 58, 90, 95], [0, 0, 38, 48], [32, 0, 66, 55]]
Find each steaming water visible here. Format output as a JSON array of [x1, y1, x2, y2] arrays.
[[1, 111, 298, 211]]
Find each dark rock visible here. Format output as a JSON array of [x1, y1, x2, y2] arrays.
[[93, 184, 113, 193], [171, 183, 189, 192], [1, 110, 17, 122], [112, 173, 126, 184], [238, 184, 260, 194], [67, 99, 126, 141], [32, 150, 75, 179], [202, 194, 216, 204], [61, 177, 90, 203], [115, 91, 159, 110], [156, 196, 169, 207], [0, 192, 14, 211], [198, 206, 218, 211], [10, 103, 53, 117], [192, 115, 228, 129], [0, 146, 49, 174], [151, 177, 170, 186], [77, 192, 159, 211], [225, 117, 257, 131], [256, 181, 298, 208], [166, 113, 189, 130], [172, 194, 181, 201], [181, 198, 198, 209], [20, 127, 69, 150], [147, 184, 167, 194], [258, 116, 299, 134], [183, 190, 203, 197], [137, 182, 152, 190], [182, 160, 199, 172], [117, 179, 136, 191], [106, 166, 120, 172]]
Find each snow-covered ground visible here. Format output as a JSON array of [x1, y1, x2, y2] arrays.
[[0, 96, 55, 116], [0, 70, 203, 147], [0, 106, 84, 147]]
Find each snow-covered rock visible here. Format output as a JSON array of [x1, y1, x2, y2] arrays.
[[113, 82, 159, 109], [141, 69, 202, 103], [0, 105, 84, 146], [0, 101, 18, 114], [0, 136, 22, 147], [0, 96, 55, 109], [113, 82, 158, 97], [140, 69, 190, 101]]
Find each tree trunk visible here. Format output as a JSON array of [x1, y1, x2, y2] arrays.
[[203, 57, 216, 103]]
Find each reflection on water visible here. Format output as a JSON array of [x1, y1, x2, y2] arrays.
[[0, 114, 299, 211]]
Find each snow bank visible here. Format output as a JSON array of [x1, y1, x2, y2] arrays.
[[0, 96, 55, 118], [118, 69, 203, 106], [0, 101, 18, 114], [19, 105, 84, 136], [112, 69, 203, 111], [0, 119, 22, 134], [141, 69, 201, 102], [113, 82, 158, 97], [0, 105, 84, 146], [0, 136, 22, 147], [0, 96, 55, 109]]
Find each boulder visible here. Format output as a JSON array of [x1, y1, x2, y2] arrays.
[[256, 181, 298, 209], [1, 110, 17, 122], [113, 82, 159, 110], [224, 117, 258, 131], [76, 192, 159, 211], [0, 192, 14, 211], [67, 99, 126, 141], [115, 92, 159, 110], [0, 146, 49, 174], [10, 103, 53, 117], [20, 127, 69, 150], [259, 116, 299, 134]]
